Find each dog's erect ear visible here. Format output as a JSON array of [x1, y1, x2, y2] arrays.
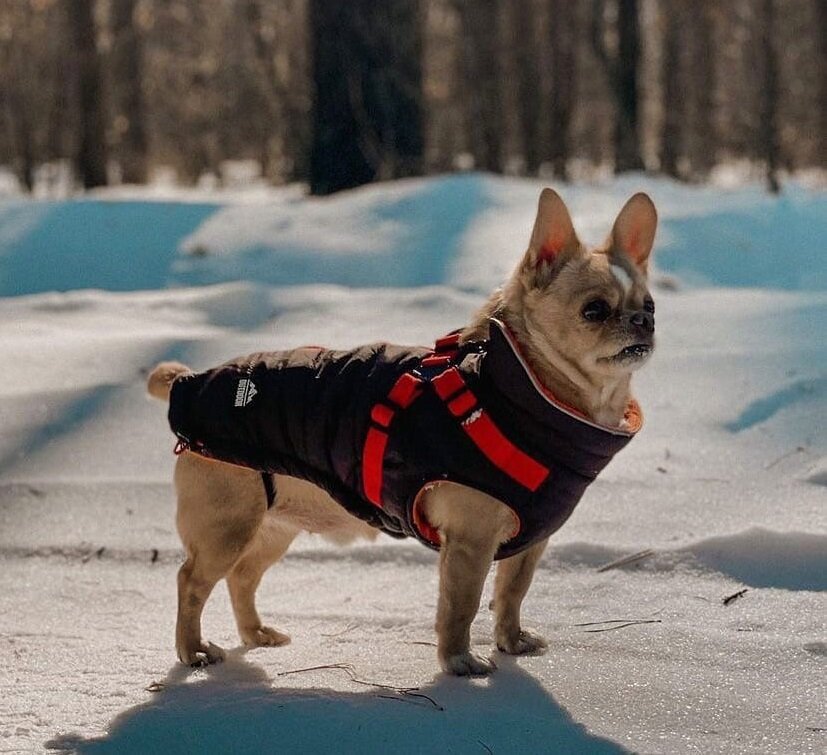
[[527, 188, 580, 269], [609, 193, 657, 272]]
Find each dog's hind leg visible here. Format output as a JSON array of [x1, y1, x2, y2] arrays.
[[174, 453, 268, 666], [176, 555, 232, 666], [493, 537, 549, 655], [226, 518, 298, 648]]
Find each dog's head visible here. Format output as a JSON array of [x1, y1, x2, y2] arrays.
[[502, 189, 657, 392]]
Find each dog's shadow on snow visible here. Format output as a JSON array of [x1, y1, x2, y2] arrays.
[[46, 651, 626, 754]]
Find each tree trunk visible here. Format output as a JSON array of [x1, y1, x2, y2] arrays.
[[309, 0, 424, 195], [816, 0, 827, 167], [660, 0, 682, 178], [688, 0, 716, 179], [591, 0, 644, 173], [110, 0, 148, 184], [456, 0, 502, 172], [69, 0, 108, 188], [0, 38, 36, 191], [548, 0, 577, 180], [614, 0, 644, 172], [511, 0, 540, 174], [760, 0, 780, 193]]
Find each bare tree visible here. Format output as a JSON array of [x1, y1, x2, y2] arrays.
[[110, 0, 148, 183], [69, 0, 108, 188], [592, 0, 645, 172], [0, 1, 68, 191], [509, 0, 540, 174], [455, 0, 503, 172], [659, 0, 683, 178], [548, 0, 578, 180], [817, 0, 827, 167], [688, 0, 717, 179], [309, 0, 424, 195], [242, 0, 311, 182], [0, 0, 824, 189], [760, 0, 780, 193], [0, 37, 35, 191]]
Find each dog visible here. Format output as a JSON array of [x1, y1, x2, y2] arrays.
[[147, 189, 657, 676]]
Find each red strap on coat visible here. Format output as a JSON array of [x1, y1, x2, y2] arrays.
[[434, 332, 461, 354], [433, 367, 549, 492], [363, 372, 424, 506], [362, 332, 549, 510]]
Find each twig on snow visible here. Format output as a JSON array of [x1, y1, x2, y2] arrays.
[[596, 549, 655, 573], [277, 662, 443, 710], [764, 445, 807, 470], [582, 620, 662, 633], [277, 662, 355, 678], [722, 588, 748, 606], [575, 609, 663, 629], [81, 546, 105, 564]]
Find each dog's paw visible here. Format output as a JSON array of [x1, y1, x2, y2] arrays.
[[496, 629, 548, 656], [441, 651, 497, 677], [179, 641, 226, 667], [241, 626, 291, 648]]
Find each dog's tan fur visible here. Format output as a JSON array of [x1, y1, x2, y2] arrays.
[[148, 190, 657, 675]]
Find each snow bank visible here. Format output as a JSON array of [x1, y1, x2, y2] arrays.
[[0, 174, 825, 754], [3, 173, 825, 297]]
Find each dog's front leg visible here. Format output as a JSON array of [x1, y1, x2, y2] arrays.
[[435, 530, 499, 676], [493, 537, 549, 655], [423, 483, 515, 676]]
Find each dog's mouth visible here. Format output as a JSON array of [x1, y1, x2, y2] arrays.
[[603, 343, 653, 364]]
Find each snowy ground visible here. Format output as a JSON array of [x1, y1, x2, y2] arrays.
[[0, 174, 824, 754]]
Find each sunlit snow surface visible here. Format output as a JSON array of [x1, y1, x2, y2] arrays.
[[0, 174, 824, 754]]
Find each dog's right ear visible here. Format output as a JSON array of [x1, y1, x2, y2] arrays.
[[524, 189, 580, 279]]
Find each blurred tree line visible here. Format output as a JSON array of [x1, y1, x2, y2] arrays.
[[0, 0, 824, 195]]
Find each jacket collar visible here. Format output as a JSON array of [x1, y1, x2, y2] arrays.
[[477, 318, 642, 465]]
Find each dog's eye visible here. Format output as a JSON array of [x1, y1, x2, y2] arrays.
[[582, 299, 612, 322], [643, 296, 655, 314]]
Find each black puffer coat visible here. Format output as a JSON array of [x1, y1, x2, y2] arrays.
[[168, 319, 642, 559]]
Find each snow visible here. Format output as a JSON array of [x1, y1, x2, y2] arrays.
[[0, 173, 825, 754]]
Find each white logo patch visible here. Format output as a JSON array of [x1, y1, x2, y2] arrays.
[[234, 378, 257, 407]]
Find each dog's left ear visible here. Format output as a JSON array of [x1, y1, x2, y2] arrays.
[[525, 188, 581, 273], [609, 193, 657, 273]]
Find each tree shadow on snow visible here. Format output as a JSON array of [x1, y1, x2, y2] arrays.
[[0, 340, 204, 480], [723, 376, 827, 433], [0, 200, 220, 297], [657, 196, 827, 291], [46, 651, 627, 754], [177, 174, 490, 291]]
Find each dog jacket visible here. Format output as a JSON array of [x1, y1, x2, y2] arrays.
[[167, 319, 642, 559]]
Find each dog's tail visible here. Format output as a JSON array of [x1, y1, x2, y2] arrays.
[[147, 362, 191, 401]]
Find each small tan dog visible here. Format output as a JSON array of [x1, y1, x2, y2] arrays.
[[148, 189, 657, 676]]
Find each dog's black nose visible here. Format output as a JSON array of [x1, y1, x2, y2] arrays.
[[630, 312, 655, 333]]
